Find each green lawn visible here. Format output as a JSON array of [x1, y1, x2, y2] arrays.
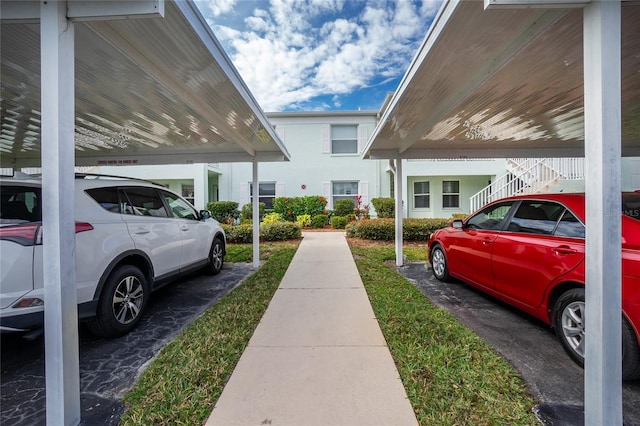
[[350, 244, 539, 425], [119, 239, 539, 425]]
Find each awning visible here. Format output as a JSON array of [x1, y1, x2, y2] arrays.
[[1, 0, 290, 168], [363, 0, 639, 160]]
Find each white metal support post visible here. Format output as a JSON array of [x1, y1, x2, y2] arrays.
[[252, 160, 260, 268], [40, 1, 81, 425], [583, 1, 622, 425], [394, 158, 403, 266]]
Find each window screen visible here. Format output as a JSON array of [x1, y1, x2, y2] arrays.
[[331, 125, 358, 154], [442, 180, 460, 208], [413, 181, 430, 208]]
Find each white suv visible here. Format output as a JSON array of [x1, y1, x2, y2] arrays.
[[0, 173, 226, 338]]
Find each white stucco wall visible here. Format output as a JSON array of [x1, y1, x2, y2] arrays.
[[219, 112, 384, 211]]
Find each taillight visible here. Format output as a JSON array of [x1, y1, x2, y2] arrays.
[[0, 222, 93, 246], [75, 222, 94, 233], [0, 224, 40, 246]]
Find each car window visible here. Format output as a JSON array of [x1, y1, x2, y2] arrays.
[[0, 185, 41, 224], [623, 194, 640, 221], [554, 209, 585, 238], [121, 187, 168, 217], [507, 201, 562, 235], [85, 187, 121, 213], [162, 191, 198, 220], [466, 201, 515, 230]]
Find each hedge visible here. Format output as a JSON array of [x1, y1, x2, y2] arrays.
[[260, 222, 302, 241], [222, 222, 302, 243], [345, 218, 451, 241], [273, 196, 327, 221]]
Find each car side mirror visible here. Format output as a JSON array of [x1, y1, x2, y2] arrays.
[[200, 210, 211, 220], [452, 219, 463, 229]]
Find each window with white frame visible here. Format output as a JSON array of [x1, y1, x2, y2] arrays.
[[332, 181, 358, 204], [442, 180, 460, 208], [413, 181, 430, 208], [250, 182, 276, 209], [331, 125, 358, 154]]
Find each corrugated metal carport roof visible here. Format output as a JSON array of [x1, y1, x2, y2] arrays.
[[363, 1, 639, 424], [1, 0, 290, 168], [363, 0, 640, 159]]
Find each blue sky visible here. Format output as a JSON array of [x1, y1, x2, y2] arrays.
[[195, 0, 443, 112]]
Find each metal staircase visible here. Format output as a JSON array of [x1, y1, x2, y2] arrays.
[[469, 158, 585, 212]]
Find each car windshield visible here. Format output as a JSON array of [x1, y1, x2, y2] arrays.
[[623, 193, 640, 221], [0, 185, 42, 224]]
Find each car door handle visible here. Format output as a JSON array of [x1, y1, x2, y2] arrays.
[[482, 238, 492, 245], [553, 245, 577, 255], [133, 228, 150, 235], [180, 225, 189, 231]]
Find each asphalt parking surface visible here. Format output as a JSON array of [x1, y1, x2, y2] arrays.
[[0, 263, 254, 426], [397, 262, 640, 426]]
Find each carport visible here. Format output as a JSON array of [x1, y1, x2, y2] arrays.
[[1, 1, 290, 424], [362, 1, 639, 425]]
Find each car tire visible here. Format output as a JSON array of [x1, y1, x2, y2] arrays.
[[87, 265, 148, 338], [204, 237, 224, 276], [553, 287, 640, 380], [553, 289, 586, 367], [430, 244, 451, 282], [622, 317, 640, 380]]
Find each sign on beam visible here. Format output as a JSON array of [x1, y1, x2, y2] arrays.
[[485, 0, 590, 9], [0, 1, 164, 22], [68, 1, 164, 21]]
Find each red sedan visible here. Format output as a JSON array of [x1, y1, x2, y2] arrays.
[[428, 192, 640, 380]]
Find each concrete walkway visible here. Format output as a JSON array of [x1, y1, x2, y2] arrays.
[[205, 232, 418, 426]]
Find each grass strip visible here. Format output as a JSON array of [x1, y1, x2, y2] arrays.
[[349, 244, 539, 426], [119, 242, 298, 425]]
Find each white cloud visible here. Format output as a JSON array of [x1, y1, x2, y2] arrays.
[[199, 0, 443, 111], [195, 0, 236, 17]]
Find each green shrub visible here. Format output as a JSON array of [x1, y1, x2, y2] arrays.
[[273, 197, 304, 221], [296, 214, 312, 228], [241, 202, 265, 222], [331, 215, 349, 229], [222, 224, 253, 243], [261, 222, 301, 241], [452, 213, 468, 220], [345, 218, 452, 241], [349, 219, 395, 240], [303, 196, 328, 217], [206, 201, 240, 224], [371, 197, 395, 218], [263, 212, 284, 224], [333, 199, 355, 217], [311, 214, 328, 228], [273, 196, 327, 221]]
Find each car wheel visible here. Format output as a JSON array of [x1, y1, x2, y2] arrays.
[[204, 237, 224, 275], [554, 288, 640, 380], [87, 265, 148, 338], [554, 289, 585, 367], [622, 317, 640, 380], [430, 244, 451, 282]]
